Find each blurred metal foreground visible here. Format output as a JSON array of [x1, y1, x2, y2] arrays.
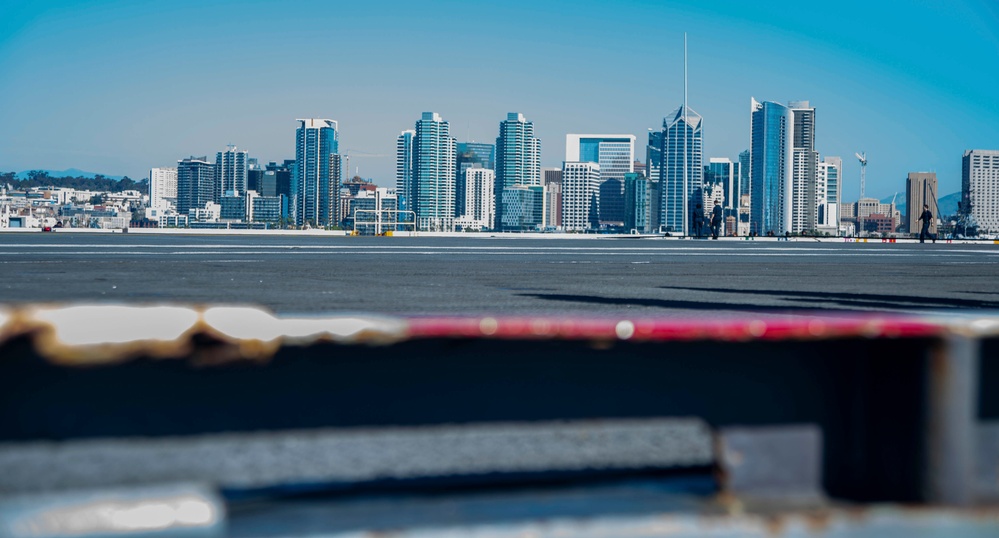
[[0, 305, 998, 537]]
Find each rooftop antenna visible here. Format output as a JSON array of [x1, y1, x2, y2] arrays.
[[683, 32, 689, 236], [855, 152, 867, 199]]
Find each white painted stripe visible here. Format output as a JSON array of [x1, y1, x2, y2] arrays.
[[0, 250, 966, 258], [2, 243, 998, 254]]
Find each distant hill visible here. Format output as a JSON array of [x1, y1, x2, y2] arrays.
[[1, 169, 145, 194], [12, 168, 124, 180], [880, 192, 960, 217]]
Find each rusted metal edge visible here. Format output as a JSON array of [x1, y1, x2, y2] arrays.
[[2, 304, 997, 366], [264, 507, 999, 537], [0, 304, 409, 366]]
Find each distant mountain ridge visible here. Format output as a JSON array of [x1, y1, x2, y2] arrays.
[[880, 192, 960, 217]]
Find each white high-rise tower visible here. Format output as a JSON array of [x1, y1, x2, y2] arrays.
[[413, 112, 456, 231]]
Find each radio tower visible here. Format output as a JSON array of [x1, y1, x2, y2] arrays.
[[855, 152, 867, 199]]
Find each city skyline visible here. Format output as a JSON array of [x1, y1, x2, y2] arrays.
[[1, 1, 997, 200]]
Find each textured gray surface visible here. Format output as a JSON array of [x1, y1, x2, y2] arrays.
[[978, 421, 999, 502], [0, 419, 713, 494], [718, 425, 823, 500]]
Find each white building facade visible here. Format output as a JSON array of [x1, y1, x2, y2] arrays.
[[149, 167, 178, 209], [817, 157, 842, 234], [561, 162, 600, 232], [460, 167, 495, 230], [789, 101, 818, 233], [963, 149, 999, 234]]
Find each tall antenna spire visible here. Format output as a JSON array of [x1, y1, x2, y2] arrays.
[[855, 151, 867, 199], [683, 32, 689, 236]]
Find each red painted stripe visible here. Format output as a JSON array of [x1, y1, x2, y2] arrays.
[[405, 316, 944, 342]]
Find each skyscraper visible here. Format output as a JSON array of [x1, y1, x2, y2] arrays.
[[293, 119, 339, 227], [750, 98, 794, 235], [561, 162, 600, 231], [789, 101, 818, 233], [659, 106, 703, 235], [265, 160, 294, 220], [496, 113, 541, 230], [413, 112, 456, 231], [176, 156, 215, 215], [325, 154, 343, 227], [395, 130, 415, 212], [738, 150, 750, 199], [215, 145, 248, 199], [149, 167, 177, 210], [646, 131, 663, 186], [963, 150, 999, 234], [624, 172, 649, 233], [597, 178, 625, 226], [647, 131, 665, 232]]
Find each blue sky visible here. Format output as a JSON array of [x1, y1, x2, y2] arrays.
[[1, 0, 996, 199]]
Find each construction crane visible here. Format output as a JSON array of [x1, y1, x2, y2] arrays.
[[343, 149, 390, 181]]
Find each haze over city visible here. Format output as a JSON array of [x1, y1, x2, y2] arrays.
[[1, 0, 997, 199]]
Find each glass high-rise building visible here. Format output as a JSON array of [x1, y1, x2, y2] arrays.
[[413, 112, 456, 231], [395, 130, 415, 212], [496, 113, 541, 230], [647, 131, 665, 232], [215, 145, 248, 199], [500, 185, 546, 231], [598, 178, 625, 226], [458, 142, 495, 175], [646, 131, 663, 188], [750, 98, 793, 235], [176, 156, 215, 215], [624, 172, 649, 233], [293, 119, 339, 227], [738, 150, 750, 199], [659, 106, 703, 235]]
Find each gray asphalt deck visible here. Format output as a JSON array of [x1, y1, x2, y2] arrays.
[[2, 234, 997, 315]]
